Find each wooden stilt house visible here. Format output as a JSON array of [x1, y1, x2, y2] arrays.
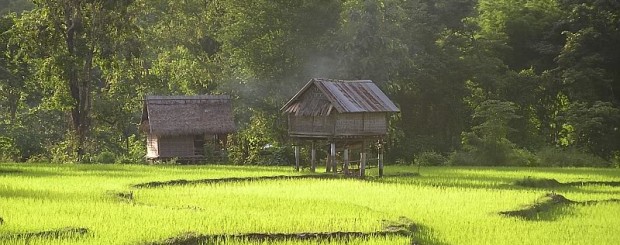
[[140, 95, 236, 162], [281, 78, 399, 176]]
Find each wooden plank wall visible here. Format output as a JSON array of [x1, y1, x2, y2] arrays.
[[158, 135, 195, 157], [146, 134, 159, 158], [289, 112, 387, 137]]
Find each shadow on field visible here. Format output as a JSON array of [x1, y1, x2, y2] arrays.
[[462, 167, 620, 180], [374, 173, 620, 197], [143, 216, 433, 245], [511, 177, 620, 195], [131, 173, 418, 188], [0, 168, 64, 178], [376, 174, 528, 192], [0, 227, 89, 242], [0, 169, 22, 175], [0, 186, 58, 200], [499, 193, 620, 221], [20, 169, 72, 178]]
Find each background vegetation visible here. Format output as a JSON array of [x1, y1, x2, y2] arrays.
[[0, 0, 619, 166]]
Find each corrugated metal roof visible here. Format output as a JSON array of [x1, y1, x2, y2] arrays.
[[281, 78, 399, 115]]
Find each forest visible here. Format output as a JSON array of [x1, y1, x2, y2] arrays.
[[0, 0, 619, 167]]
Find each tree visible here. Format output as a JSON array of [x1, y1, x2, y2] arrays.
[[12, 0, 141, 160], [0, 0, 34, 15], [205, 0, 342, 164], [454, 100, 534, 166], [331, 0, 472, 160], [560, 101, 620, 160], [0, 14, 24, 122], [555, 0, 620, 105]]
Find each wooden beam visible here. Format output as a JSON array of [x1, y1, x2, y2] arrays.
[[378, 140, 384, 177], [331, 142, 337, 174], [294, 145, 300, 171], [325, 145, 331, 173], [360, 141, 366, 178], [310, 141, 316, 173], [343, 147, 349, 175]]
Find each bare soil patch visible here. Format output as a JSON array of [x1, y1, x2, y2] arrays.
[[145, 217, 417, 245], [499, 193, 620, 220], [514, 177, 562, 188], [514, 177, 620, 188], [499, 193, 573, 220]]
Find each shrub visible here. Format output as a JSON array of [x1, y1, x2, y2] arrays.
[[115, 154, 146, 164], [536, 147, 609, 167], [447, 151, 476, 166], [162, 157, 179, 165], [0, 136, 19, 162], [508, 148, 539, 167], [94, 151, 116, 164], [448, 147, 537, 167], [254, 145, 294, 165], [415, 151, 447, 166], [49, 140, 77, 164]]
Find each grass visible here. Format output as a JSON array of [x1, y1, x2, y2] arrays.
[[1, 163, 619, 244]]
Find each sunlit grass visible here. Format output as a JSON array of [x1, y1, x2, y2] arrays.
[[1, 163, 619, 244]]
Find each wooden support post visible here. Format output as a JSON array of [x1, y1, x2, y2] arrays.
[[330, 142, 337, 174], [294, 145, 300, 171], [326, 145, 331, 173], [360, 141, 366, 178], [310, 141, 316, 173], [378, 140, 384, 177], [343, 147, 350, 175]]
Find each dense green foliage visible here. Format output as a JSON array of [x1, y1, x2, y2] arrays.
[[1, 164, 619, 244], [0, 0, 618, 165]]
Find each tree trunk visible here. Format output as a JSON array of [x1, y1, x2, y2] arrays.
[[64, 5, 92, 161]]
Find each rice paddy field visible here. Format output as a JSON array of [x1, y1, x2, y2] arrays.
[[1, 163, 619, 244]]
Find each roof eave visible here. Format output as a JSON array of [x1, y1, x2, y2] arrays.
[[280, 79, 317, 113]]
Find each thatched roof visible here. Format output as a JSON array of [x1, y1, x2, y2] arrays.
[[281, 78, 400, 116], [141, 95, 236, 136]]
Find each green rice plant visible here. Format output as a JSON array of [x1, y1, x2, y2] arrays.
[[0, 163, 619, 245]]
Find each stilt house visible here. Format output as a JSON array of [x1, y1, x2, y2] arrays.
[[282, 78, 399, 139], [281, 78, 399, 176], [141, 95, 236, 161]]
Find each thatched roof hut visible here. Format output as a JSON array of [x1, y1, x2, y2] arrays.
[[141, 95, 235, 161]]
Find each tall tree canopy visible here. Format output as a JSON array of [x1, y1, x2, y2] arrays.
[[0, 0, 618, 165], [10, 0, 141, 160]]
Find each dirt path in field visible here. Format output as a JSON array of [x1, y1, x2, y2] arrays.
[[499, 193, 620, 220], [514, 177, 620, 188], [0, 227, 89, 242], [143, 217, 418, 245], [132, 173, 418, 188]]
